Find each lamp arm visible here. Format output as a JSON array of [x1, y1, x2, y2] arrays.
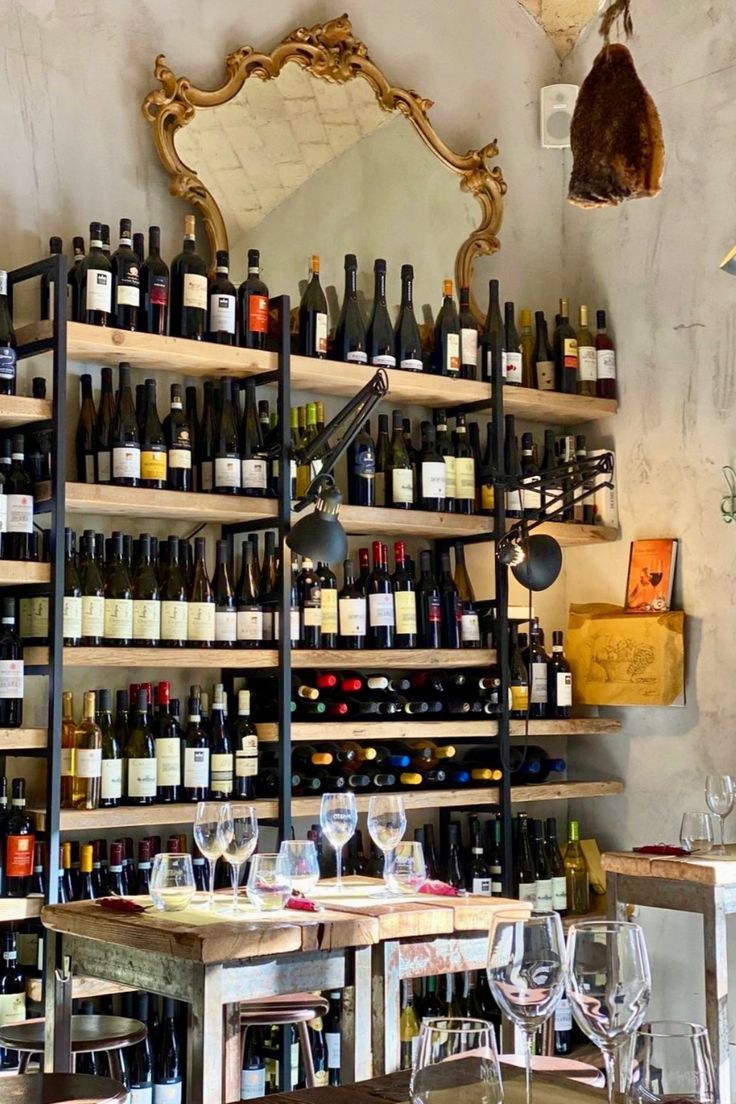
[[293, 369, 389, 475]]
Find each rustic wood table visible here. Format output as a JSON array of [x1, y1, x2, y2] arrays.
[[603, 848, 736, 1102]]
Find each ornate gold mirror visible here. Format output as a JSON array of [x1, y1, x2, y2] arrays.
[[143, 14, 505, 316]]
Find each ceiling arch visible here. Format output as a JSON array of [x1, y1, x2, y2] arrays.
[[517, 0, 600, 57]]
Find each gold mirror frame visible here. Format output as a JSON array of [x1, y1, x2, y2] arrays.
[[142, 14, 506, 300]]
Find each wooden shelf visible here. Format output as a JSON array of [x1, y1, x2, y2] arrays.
[[0, 395, 53, 428], [256, 718, 623, 743], [537, 521, 617, 547], [0, 562, 49, 585], [49, 482, 279, 524], [27, 975, 136, 1003], [510, 779, 623, 803], [25, 647, 495, 670], [32, 799, 279, 833], [292, 649, 495, 669], [339, 504, 492, 539], [0, 727, 47, 750], [18, 322, 617, 421], [0, 898, 42, 921]]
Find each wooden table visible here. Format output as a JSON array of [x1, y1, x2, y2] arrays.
[[603, 848, 736, 1102]]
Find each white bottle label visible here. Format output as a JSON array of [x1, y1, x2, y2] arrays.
[[506, 488, 523, 513], [0, 349, 16, 382], [347, 349, 368, 364], [0, 659, 23, 699], [555, 996, 573, 1032], [578, 345, 597, 382], [421, 461, 446, 500], [445, 332, 460, 375], [237, 608, 263, 642], [534, 877, 553, 911], [101, 758, 123, 800], [61, 747, 74, 777], [133, 599, 161, 641], [320, 588, 338, 635], [522, 479, 542, 511], [188, 602, 215, 642], [392, 468, 414, 504], [210, 753, 234, 794], [130, 1088, 153, 1104], [127, 757, 157, 798], [339, 597, 366, 637], [313, 312, 328, 356], [183, 273, 207, 311], [461, 612, 480, 643], [63, 595, 82, 639], [86, 270, 112, 314], [455, 456, 475, 499], [443, 454, 456, 499], [161, 601, 188, 642], [400, 357, 423, 372], [552, 875, 568, 911], [472, 876, 493, 895], [503, 351, 523, 384], [97, 451, 111, 482], [394, 590, 417, 634], [374, 470, 386, 507], [0, 990, 26, 1026], [241, 457, 267, 491], [461, 327, 478, 367], [7, 494, 33, 534], [215, 456, 241, 489], [215, 609, 237, 644], [302, 605, 321, 628], [0, 494, 7, 535], [117, 283, 140, 309], [184, 747, 210, 788], [104, 597, 133, 639], [81, 595, 105, 638], [536, 360, 556, 390], [209, 292, 235, 334], [85, 454, 95, 483], [556, 672, 572, 706], [597, 349, 616, 380], [326, 1032, 341, 1069], [154, 1083, 183, 1104], [75, 746, 102, 778], [241, 1067, 266, 1100], [517, 882, 537, 903], [112, 445, 141, 480], [369, 592, 395, 628], [531, 662, 548, 703], [156, 738, 182, 787], [236, 741, 259, 778], [168, 447, 191, 471], [372, 353, 396, 368]]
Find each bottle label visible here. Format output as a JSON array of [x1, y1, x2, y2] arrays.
[[314, 312, 328, 356], [427, 594, 442, 624], [61, 747, 74, 777], [302, 604, 321, 628], [510, 684, 528, 712], [517, 881, 536, 903], [443, 454, 457, 499], [314, 1070, 329, 1088], [461, 327, 478, 368], [472, 876, 493, 895], [210, 753, 234, 794], [445, 332, 460, 375], [30, 596, 48, 637], [0, 659, 23, 699], [563, 337, 578, 371], [552, 875, 568, 911], [248, 294, 269, 334], [112, 445, 141, 480], [392, 468, 414, 504], [0, 990, 26, 1027], [141, 448, 167, 482], [241, 457, 267, 491], [578, 345, 597, 382], [556, 672, 572, 707], [154, 1084, 182, 1104], [81, 594, 105, 638], [200, 460, 213, 492], [215, 456, 241, 490], [506, 488, 523, 513], [184, 747, 210, 788], [521, 479, 541, 511], [127, 757, 157, 798], [149, 275, 169, 307], [535, 360, 555, 390], [0, 347, 16, 381], [76, 746, 102, 779], [374, 470, 386, 507], [116, 272, 140, 309], [354, 450, 375, 478], [325, 1031, 341, 1070], [0, 494, 7, 534], [17, 932, 39, 969], [461, 611, 480, 643], [86, 270, 112, 313], [421, 461, 446, 500], [237, 608, 263, 642], [104, 597, 133, 640], [347, 349, 368, 364], [503, 351, 523, 384], [63, 595, 82, 639], [133, 599, 162, 641], [394, 590, 417, 634], [215, 608, 237, 644], [6, 833, 35, 878], [339, 596, 366, 637], [455, 457, 475, 499], [182, 273, 207, 311], [597, 349, 616, 380], [156, 738, 181, 787], [236, 738, 259, 777], [188, 602, 215, 643], [101, 757, 123, 800], [168, 447, 191, 471], [130, 1087, 153, 1104], [209, 292, 235, 334], [320, 588, 338, 635], [241, 1068, 266, 1100], [161, 601, 188, 642], [368, 592, 395, 628], [534, 877, 553, 911], [7, 494, 33, 533], [555, 996, 573, 1032], [531, 661, 548, 703]]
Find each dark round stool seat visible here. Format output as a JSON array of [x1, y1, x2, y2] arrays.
[[2, 1072, 127, 1103], [0, 1015, 146, 1055]]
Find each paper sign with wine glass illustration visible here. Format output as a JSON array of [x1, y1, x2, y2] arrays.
[[625, 539, 677, 612], [567, 603, 684, 706]]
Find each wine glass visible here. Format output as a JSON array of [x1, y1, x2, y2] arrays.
[[487, 909, 565, 1104], [566, 920, 651, 1104], [193, 801, 233, 909], [320, 791, 357, 888], [279, 839, 320, 895], [705, 774, 735, 853], [680, 812, 714, 854], [627, 1021, 715, 1104], [386, 841, 427, 895], [409, 1018, 503, 1104], [367, 793, 407, 896], [246, 853, 292, 911], [149, 853, 196, 912], [218, 803, 258, 913]]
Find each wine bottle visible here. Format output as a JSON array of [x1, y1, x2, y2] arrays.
[[76, 374, 97, 483], [40, 236, 63, 322], [207, 249, 237, 344], [433, 410, 456, 511], [0, 931, 26, 1067], [139, 379, 168, 490], [111, 362, 140, 487], [533, 311, 555, 391], [333, 253, 367, 363], [132, 533, 161, 646], [388, 410, 414, 509], [509, 624, 529, 719], [170, 214, 207, 340], [519, 308, 534, 387], [129, 992, 154, 1101], [5, 437, 33, 561], [238, 248, 269, 350], [233, 690, 258, 799], [95, 688, 122, 809], [419, 425, 446, 512], [453, 542, 480, 648], [62, 527, 82, 646], [526, 618, 548, 719], [564, 820, 590, 914], [395, 264, 423, 372], [486, 815, 504, 896], [209, 684, 234, 799], [307, 1011, 329, 1087], [445, 822, 465, 888], [68, 235, 85, 322], [576, 304, 597, 397], [183, 694, 210, 802], [595, 309, 617, 400], [504, 416, 522, 520], [297, 556, 322, 649], [366, 259, 395, 367], [392, 541, 417, 648], [78, 532, 104, 646], [106, 842, 125, 898], [317, 561, 338, 649], [433, 280, 460, 377], [212, 377, 240, 494], [240, 379, 268, 496], [451, 413, 474, 515], [546, 817, 567, 914], [548, 630, 572, 718], [198, 382, 216, 493], [374, 413, 390, 507], [154, 996, 184, 1102], [480, 278, 503, 383], [438, 552, 460, 649], [104, 532, 134, 646], [159, 383, 191, 492], [347, 420, 376, 507], [5, 779, 33, 897], [60, 691, 76, 809], [236, 540, 263, 648], [73, 690, 102, 811], [139, 225, 169, 335], [79, 222, 113, 326], [532, 819, 554, 911], [516, 814, 537, 904], [337, 559, 366, 649], [89, 365, 113, 484], [209, 539, 236, 648], [187, 537, 215, 647], [399, 980, 420, 1069], [458, 286, 479, 380], [554, 297, 578, 394], [111, 218, 140, 330], [0, 600, 22, 728], [153, 681, 181, 804], [125, 688, 157, 806], [367, 541, 394, 649], [298, 255, 328, 358], [467, 817, 492, 895], [520, 431, 541, 521], [259, 531, 278, 643], [416, 550, 441, 648]]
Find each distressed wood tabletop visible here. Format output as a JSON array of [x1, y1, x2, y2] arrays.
[[603, 848, 736, 886]]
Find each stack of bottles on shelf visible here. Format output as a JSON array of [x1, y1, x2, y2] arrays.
[[0, 425, 51, 563]]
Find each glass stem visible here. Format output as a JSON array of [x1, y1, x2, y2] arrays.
[[335, 845, 342, 889], [721, 815, 726, 849], [208, 858, 216, 908], [601, 1045, 617, 1104], [523, 1028, 534, 1104], [232, 861, 241, 912], [383, 847, 394, 886]]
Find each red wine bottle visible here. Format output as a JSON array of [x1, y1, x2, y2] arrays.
[[111, 218, 140, 331], [238, 249, 269, 349], [139, 225, 169, 335], [367, 541, 395, 649]]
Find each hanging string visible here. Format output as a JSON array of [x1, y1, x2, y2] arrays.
[[599, 0, 633, 41]]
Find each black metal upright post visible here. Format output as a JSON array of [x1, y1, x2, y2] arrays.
[[274, 295, 292, 846]]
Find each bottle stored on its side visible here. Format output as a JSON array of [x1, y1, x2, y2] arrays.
[[238, 248, 269, 350], [394, 264, 423, 373], [170, 214, 208, 340], [298, 255, 328, 359]]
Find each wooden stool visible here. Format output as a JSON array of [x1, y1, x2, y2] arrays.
[[2, 1072, 127, 1103], [0, 1015, 146, 1079], [500, 1054, 606, 1088], [240, 993, 330, 1088]]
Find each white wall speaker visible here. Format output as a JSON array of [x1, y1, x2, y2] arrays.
[[540, 83, 579, 149]]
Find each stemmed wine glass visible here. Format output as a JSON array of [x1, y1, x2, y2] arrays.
[[704, 774, 735, 853], [409, 1019, 503, 1104], [193, 801, 233, 910], [367, 794, 407, 896], [566, 920, 651, 1104], [487, 909, 565, 1104], [218, 803, 259, 913], [320, 792, 357, 888]]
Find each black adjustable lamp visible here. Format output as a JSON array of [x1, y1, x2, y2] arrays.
[[286, 368, 390, 559]]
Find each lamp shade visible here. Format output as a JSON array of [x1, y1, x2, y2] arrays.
[[510, 533, 562, 591], [286, 485, 348, 562]]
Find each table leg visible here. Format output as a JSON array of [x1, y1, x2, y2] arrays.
[[342, 945, 372, 1083], [372, 940, 401, 1077], [607, 873, 625, 920], [43, 932, 72, 1073], [703, 891, 731, 1104], [187, 964, 224, 1104], [224, 1002, 242, 1103]]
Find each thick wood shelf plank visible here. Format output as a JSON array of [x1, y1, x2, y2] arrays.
[[256, 718, 623, 744], [289, 352, 489, 408], [0, 898, 42, 921], [510, 779, 624, 802], [292, 649, 496, 669], [32, 799, 280, 833], [0, 727, 47, 750], [27, 975, 136, 1002], [504, 387, 617, 426], [0, 562, 49, 585], [539, 521, 617, 547], [0, 395, 53, 428], [45, 482, 278, 524], [25, 646, 495, 669], [339, 504, 492, 539]]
